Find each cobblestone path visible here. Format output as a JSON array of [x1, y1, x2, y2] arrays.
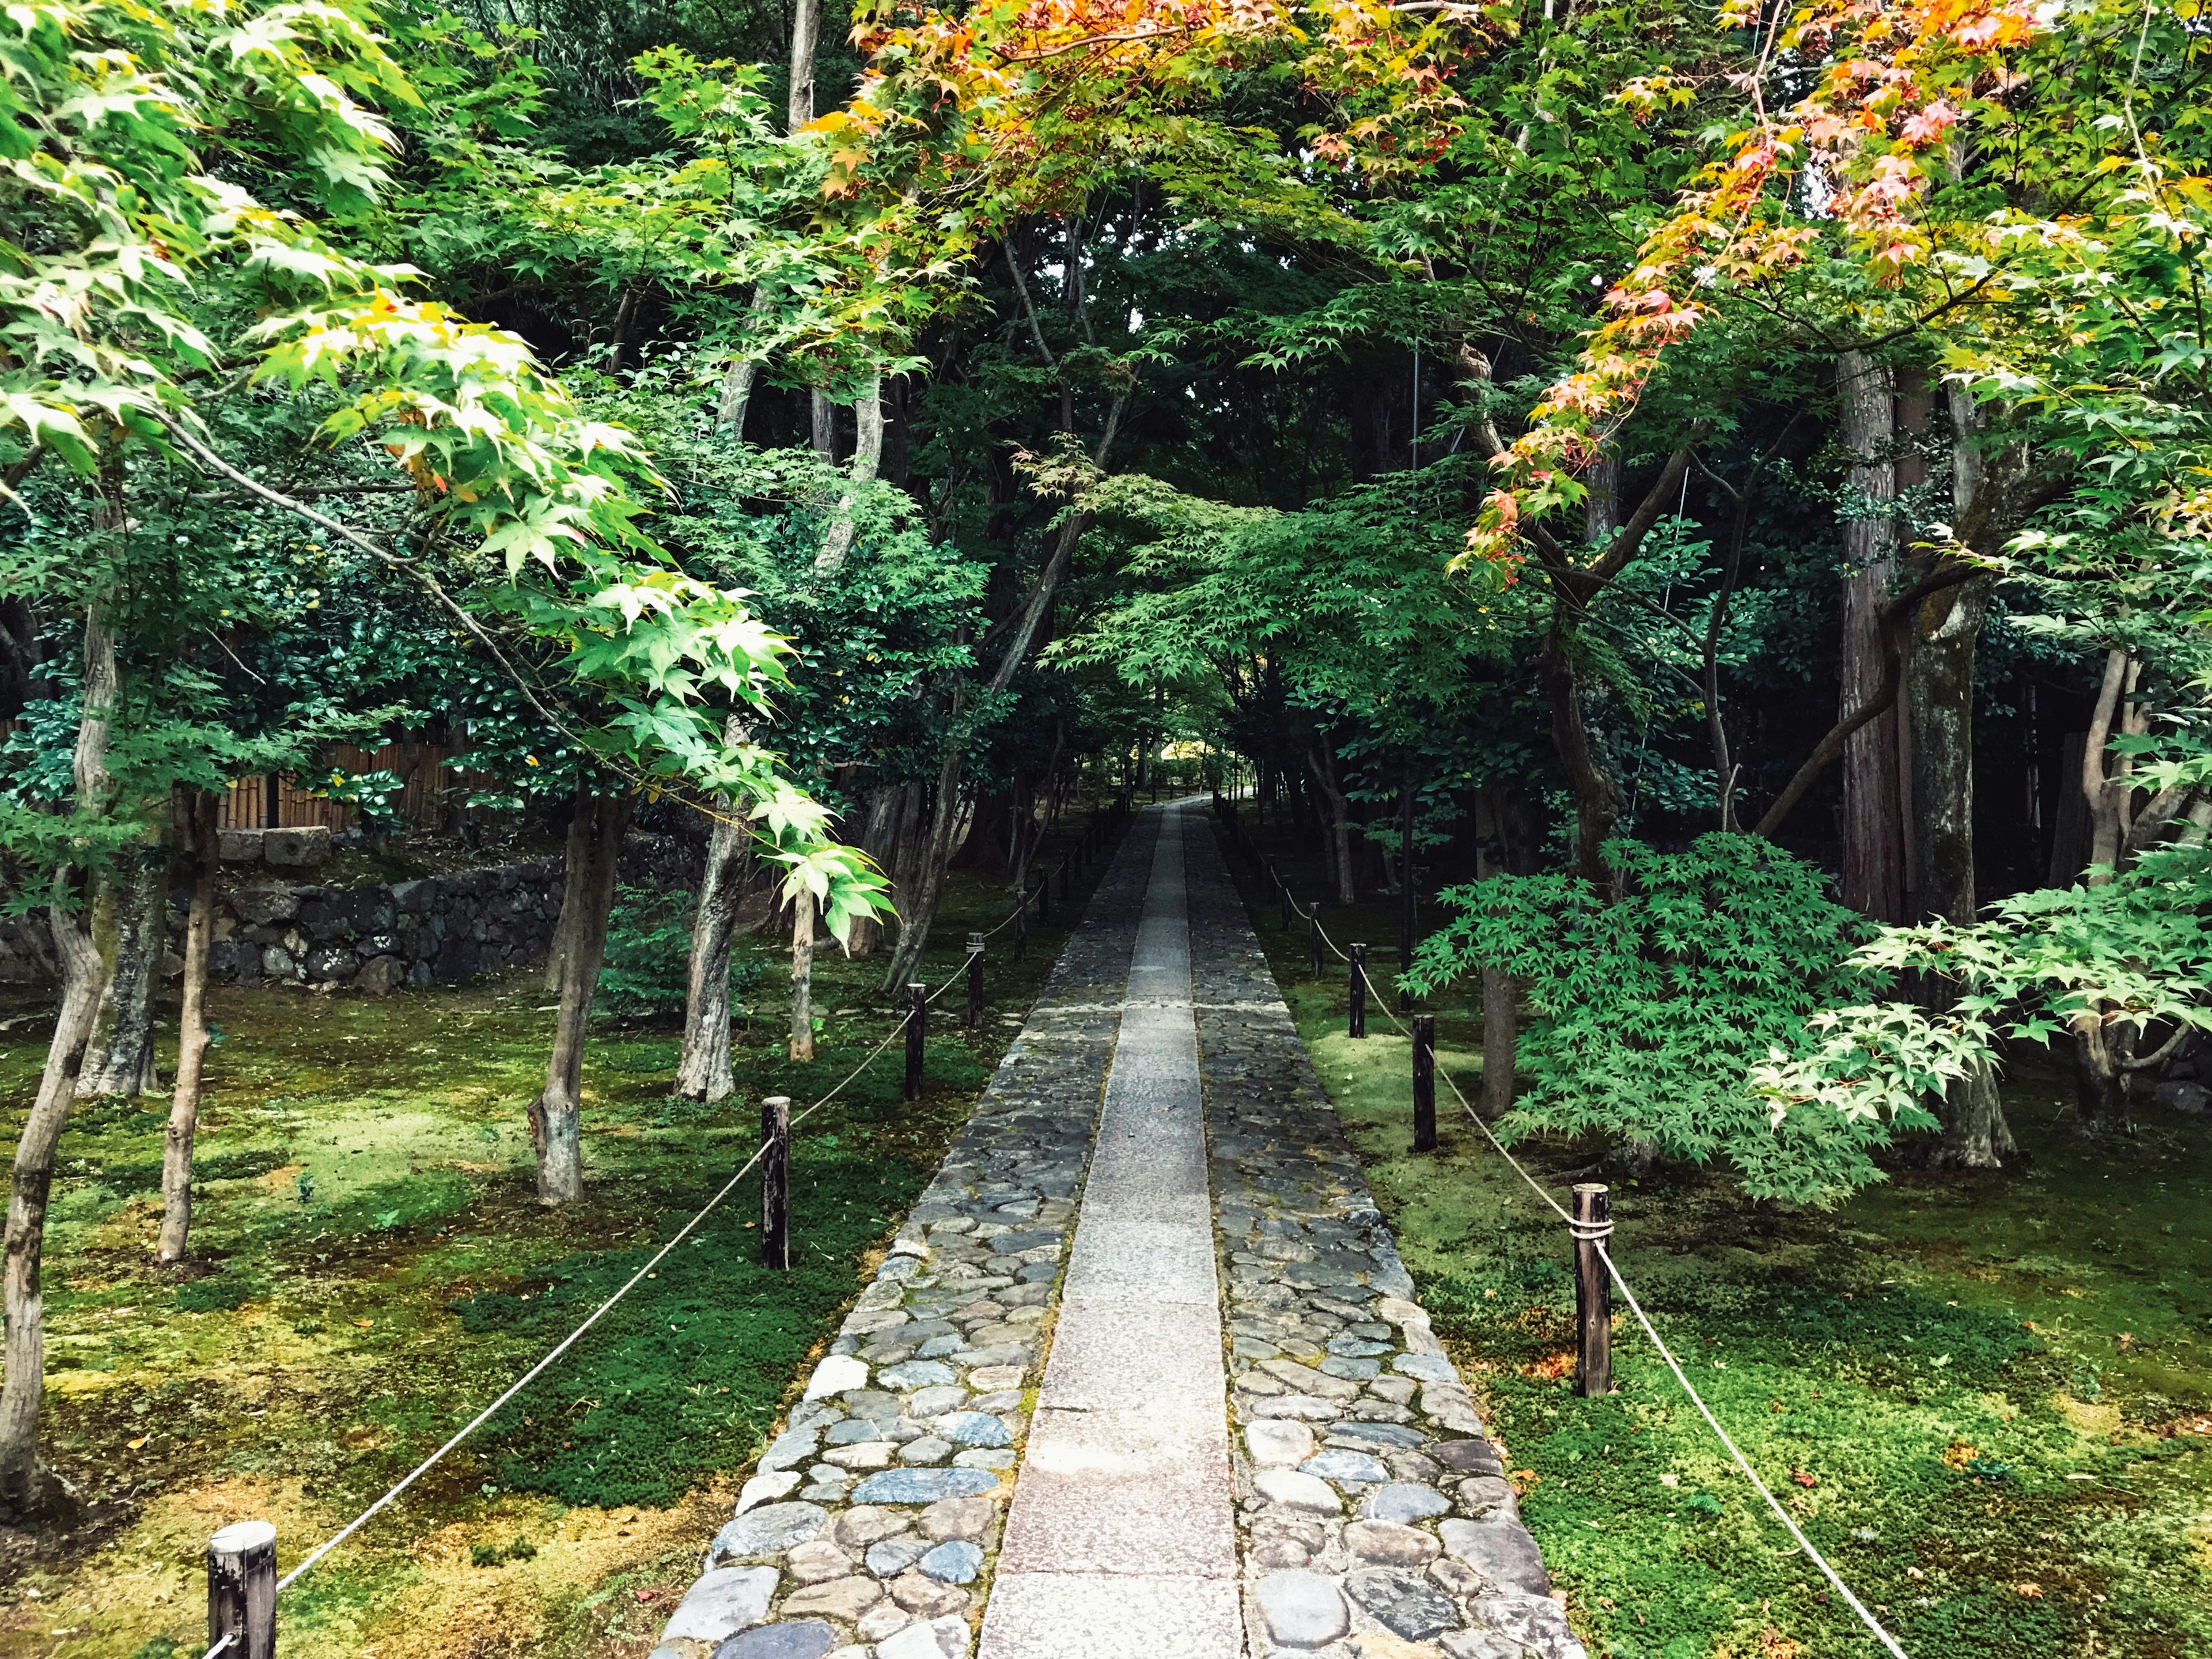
[[649, 803, 1581, 1659]]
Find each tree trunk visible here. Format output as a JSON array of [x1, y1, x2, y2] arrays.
[[815, 374, 883, 574], [844, 786, 902, 959], [882, 752, 965, 991], [544, 801, 593, 995], [76, 840, 165, 1098], [1540, 627, 1625, 896], [157, 790, 221, 1261], [2071, 1013, 2134, 1127], [789, 889, 816, 1060], [1838, 350, 1905, 922], [1, 601, 116, 1516], [1305, 740, 1355, 904], [675, 758, 756, 1102], [528, 788, 633, 1204]]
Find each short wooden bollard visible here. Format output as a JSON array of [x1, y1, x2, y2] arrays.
[[760, 1096, 791, 1270], [904, 982, 926, 1102], [1348, 943, 1368, 1039], [965, 934, 985, 1029], [1410, 1014, 1436, 1153], [1572, 1183, 1612, 1397], [1308, 910, 1323, 977], [207, 1519, 276, 1659], [1013, 898, 1028, 963]]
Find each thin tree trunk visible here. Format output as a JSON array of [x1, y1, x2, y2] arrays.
[[1305, 740, 1355, 904], [528, 789, 632, 1204], [1838, 350, 1905, 922], [157, 789, 220, 1260], [544, 801, 593, 995], [882, 751, 965, 991], [844, 786, 902, 959], [815, 375, 884, 574], [76, 842, 164, 1097], [789, 889, 816, 1060], [675, 741, 755, 1101], [1910, 567, 2015, 1166], [1, 600, 117, 1516]]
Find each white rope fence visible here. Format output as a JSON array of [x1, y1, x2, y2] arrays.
[[225, 801, 1132, 1623], [1233, 809, 1912, 1659]]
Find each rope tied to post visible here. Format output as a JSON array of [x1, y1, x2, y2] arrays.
[[1566, 1215, 1615, 1243]]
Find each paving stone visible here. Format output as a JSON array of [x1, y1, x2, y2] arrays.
[[1344, 1567, 1461, 1641], [909, 1385, 969, 1418], [1430, 1441, 1506, 1476], [784, 1540, 853, 1584], [935, 1411, 1013, 1447], [921, 1497, 996, 1542], [1468, 1594, 1587, 1659], [803, 1356, 868, 1400], [865, 1534, 933, 1576], [1325, 1423, 1428, 1450], [779, 1575, 883, 1621], [1244, 1421, 1315, 1465], [1344, 1520, 1443, 1566], [1440, 1522, 1551, 1596], [851, 1467, 1001, 1503], [1253, 1570, 1350, 1647], [1300, 1449, 1389, 1483], [707, 1621, 842, 1659], [710, 1504, 827, 1564], [880, 1361, 960, 1391], [833, 1506, 907, 1551], [661, 1567, 777, 1642], [919, 1539, 985, 1583], [1254, 1469, 1340, 1513], [878, 1614, 974, 1659], [1361, 1483, 1451, 1524]]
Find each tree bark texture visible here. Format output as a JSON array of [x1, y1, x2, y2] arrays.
[[843, 785, 902, 958], [528, 788, 633, 1203], [789, 888, 816, 1060], [1, 602, 116, 1516], [1838, 351, 1905, 922], [544, 800, 593, 996], [75, 841, 164, 1098], [1305, 738, 1356, 904], [158, 790, 221, 1260], [882, 751, 965, 991], [675, 757, 756, 1102], [1479, 964, 1517, 1121]]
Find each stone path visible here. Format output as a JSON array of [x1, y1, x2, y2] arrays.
[[649, 803, 1582, 1659]]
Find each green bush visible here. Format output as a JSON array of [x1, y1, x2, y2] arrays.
[[1408, 834, 1907, 1205], [596, 884, 766, 1018]]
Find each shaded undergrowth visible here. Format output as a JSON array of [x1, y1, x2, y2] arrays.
[[0, 832, 1105, 1659], [1221, 820, 2212, 1659]]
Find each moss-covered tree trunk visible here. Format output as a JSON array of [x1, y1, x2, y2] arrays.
[[529, 787, 632, 1204], [158, 788, 221, 1261], [75, 836, 164, 1098], [1, 603, 116, 1517]]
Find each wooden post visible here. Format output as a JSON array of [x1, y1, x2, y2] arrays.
[[1035, 876, 1050, 924], [1348, 943, 1368, 1039], [760, 1096, 791, 1270], [207, 1519, 276, 1659], [904, 982, 926, 1102], [1014, 896, 1028, 963], [1573, 1183, 1612, 1397], [1410, 1014, 1435, 1153], [1308, 910, 1323, 977], [965, 934, 984, 1029]]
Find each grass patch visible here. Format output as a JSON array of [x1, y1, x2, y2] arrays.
[[1218, 821, 2212, 1659], [0, 812, 1120, 1659]]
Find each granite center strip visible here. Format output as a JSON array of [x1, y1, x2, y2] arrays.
[[978, 803, 1243, 1658]]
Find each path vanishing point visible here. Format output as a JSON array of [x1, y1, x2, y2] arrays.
[[647, 801, 1586, 1659]]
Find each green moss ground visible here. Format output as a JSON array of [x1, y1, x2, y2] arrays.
[[0, 820, 1116, 1659], [1216, 820, 2212, 1659]]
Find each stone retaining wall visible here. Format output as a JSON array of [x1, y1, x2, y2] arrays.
[[0, 834, 698, 993]]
